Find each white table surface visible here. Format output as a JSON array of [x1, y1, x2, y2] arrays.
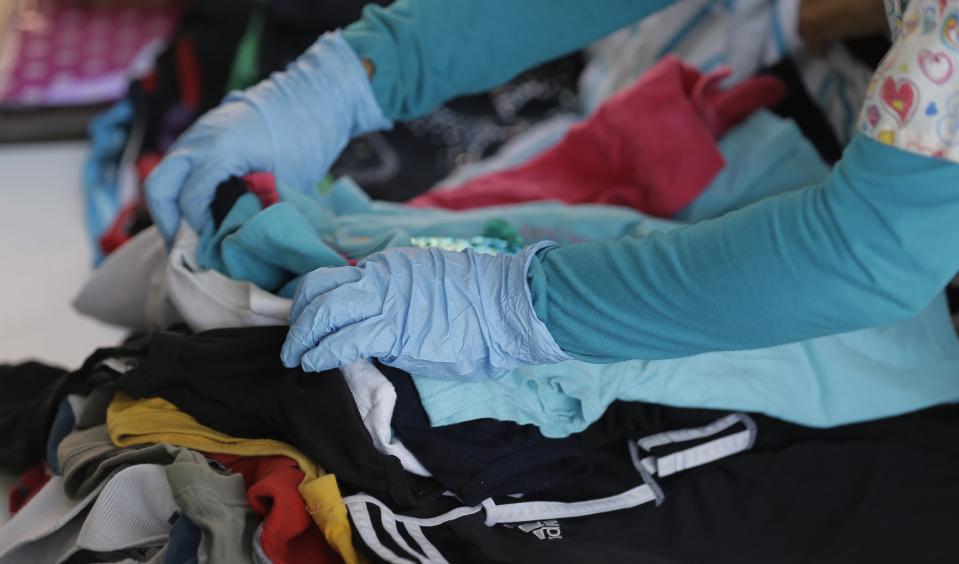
[[0, 141, 128, 525]]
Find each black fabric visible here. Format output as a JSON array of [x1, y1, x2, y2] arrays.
[[844, 35, 892, 71], [258, 0, 390, 76], [352, 402, 959, 564], [764, 57, 843, 164], [0, 338, 150, 474], [380, 363, 589, 505], [0, 362, 70, 474], [210, 176, 249, 230], [139, 0, 260, 154], [332, 54, 583, 202], [118, 327, 443, 508], [135, 0, 255, 158], [947, 277, 959, 314]]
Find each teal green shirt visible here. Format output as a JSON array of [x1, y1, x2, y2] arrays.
[[530, 136, 959, 362], [343, 0, 673, 119]]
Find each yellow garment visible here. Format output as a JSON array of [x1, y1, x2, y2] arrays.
[[301, 474, 369, 564], [108, 392, 364, 564]]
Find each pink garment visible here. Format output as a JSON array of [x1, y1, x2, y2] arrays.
[[243, 172, 280, 208], [409, 56, 785, 217], [1, 0, 177, 107]]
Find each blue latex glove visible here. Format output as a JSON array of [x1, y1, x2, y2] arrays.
[[145, 32, 392, 244], [281, 241, 572, 380]]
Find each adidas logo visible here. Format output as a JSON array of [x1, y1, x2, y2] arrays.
[[517, 520, 563, 540]]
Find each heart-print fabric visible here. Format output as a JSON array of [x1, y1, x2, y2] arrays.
[[861, 0, 959, 160], [918, 48, 954, 83]]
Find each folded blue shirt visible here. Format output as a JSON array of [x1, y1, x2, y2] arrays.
[[412, 293, 959, 436]]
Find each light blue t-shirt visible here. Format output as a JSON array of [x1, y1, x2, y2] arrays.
[[412, 293, 959, 436]]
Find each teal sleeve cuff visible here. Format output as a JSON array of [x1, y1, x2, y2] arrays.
[[528, 244, 621, 364], [527, 251, 549, 327], [342, 5, 405, 119]]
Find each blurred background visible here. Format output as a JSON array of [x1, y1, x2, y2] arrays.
[[1, 0, 177, 382]]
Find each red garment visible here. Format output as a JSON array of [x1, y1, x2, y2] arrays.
[[409, 56, 785, 217], [175, 38, 202, 109], [206, 454, 341, 564], [8, 462, 50, 515], [137, 153, 164, 183], [100, 169, 276, 257], [98, 153, 163, 256], [97, 201, 141, 255], [243, 172, 280, 208]]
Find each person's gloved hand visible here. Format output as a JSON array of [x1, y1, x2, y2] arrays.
[[281, 242, 572, 380], [145, 32, 391, 245]]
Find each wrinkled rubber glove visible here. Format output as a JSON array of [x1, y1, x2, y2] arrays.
[[145, 32, 391, 245], [281, 242, 572, 380]]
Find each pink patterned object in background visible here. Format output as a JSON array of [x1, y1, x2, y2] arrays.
[[0, 0, 178, 107]]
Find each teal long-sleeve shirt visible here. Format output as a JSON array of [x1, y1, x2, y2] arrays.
[[343, 0, 673, 119], [343, 0, 959, 362], [530, 136, 959, 362]]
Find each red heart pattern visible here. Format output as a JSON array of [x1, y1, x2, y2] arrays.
[[879, 77, 919, 126]]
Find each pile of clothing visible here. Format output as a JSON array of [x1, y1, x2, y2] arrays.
[[3, 1, 959, 563], [4, 334, 958, 563]]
